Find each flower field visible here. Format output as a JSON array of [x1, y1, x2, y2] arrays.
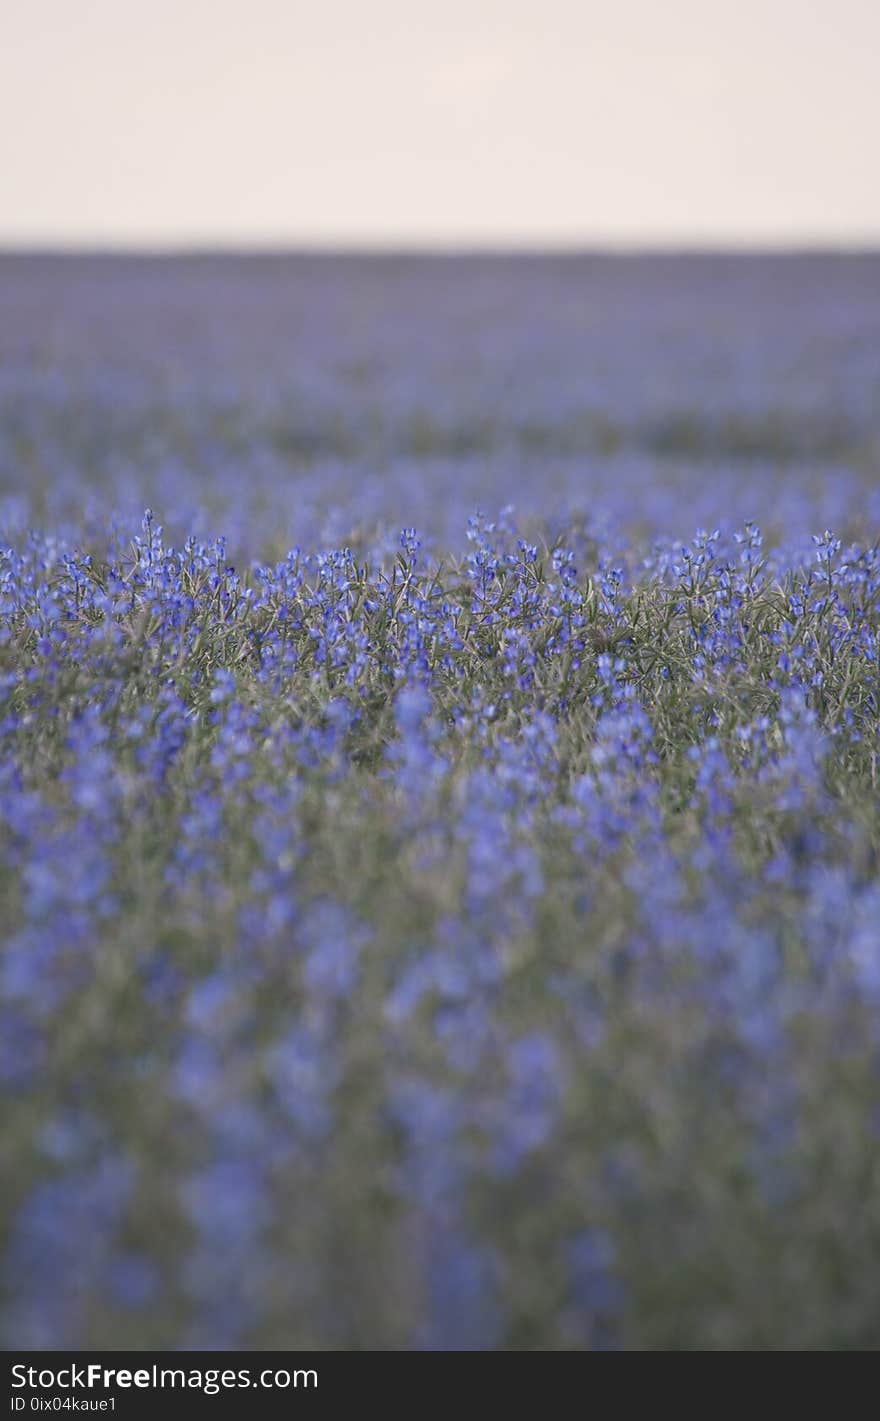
[[2, 254, 880, 1348]]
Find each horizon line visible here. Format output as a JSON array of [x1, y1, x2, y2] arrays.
[[2, 238, 880, 259]]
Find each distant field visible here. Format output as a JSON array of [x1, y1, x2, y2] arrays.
[[2, 255, 880, 1348]]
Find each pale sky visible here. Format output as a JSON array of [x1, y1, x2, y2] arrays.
[[2, 0, 879, 247]]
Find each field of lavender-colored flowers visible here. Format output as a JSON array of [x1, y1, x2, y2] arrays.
[[2, 254, 880, 1349]]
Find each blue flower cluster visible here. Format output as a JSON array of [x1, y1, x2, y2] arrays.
[[3, 506, 880, 1349], [2, 255, 880, 1349]]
